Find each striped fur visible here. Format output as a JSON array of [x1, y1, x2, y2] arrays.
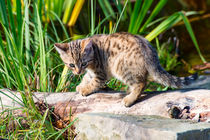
[[55, 32, 197, 107]]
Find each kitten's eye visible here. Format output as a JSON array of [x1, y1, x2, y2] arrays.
[[82, 62, 87, 67], [69, 63, 75, 68]]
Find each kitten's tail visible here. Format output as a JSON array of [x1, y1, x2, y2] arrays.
[[139, 37, 197, 88]]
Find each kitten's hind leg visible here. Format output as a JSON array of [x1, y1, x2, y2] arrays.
[[122, 82, 145, 107]]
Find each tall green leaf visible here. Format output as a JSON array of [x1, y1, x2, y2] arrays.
[[132, 0, 154, 34], [24, 0, 31, 65], [62, 0, 76, 24], [98, 0, 111, 20], [16, 0, 23, 47], [36, 6, 47, 91], [145, 11, 198, 41], [179, 11, 206, 63], [140, 0, 168, 33], [128, 0, 142, 32]]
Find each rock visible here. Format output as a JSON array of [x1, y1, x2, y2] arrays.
[[0, 89, 23, 108], [52, 89, 210, 123], [186, 75, 210, 89], [0, 76, 210, 139], [75, 113, 210, 140], [1, 85, 210, 122]]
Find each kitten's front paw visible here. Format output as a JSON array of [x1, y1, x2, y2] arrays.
[[76, 85, 92, 96], [76, 85, 81, 93], [122, 94, 137, 107]]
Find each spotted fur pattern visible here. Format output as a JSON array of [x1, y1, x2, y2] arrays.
[[55, 32, 197, 107]]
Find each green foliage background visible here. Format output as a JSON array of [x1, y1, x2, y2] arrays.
[[0, 0, 206, 139]]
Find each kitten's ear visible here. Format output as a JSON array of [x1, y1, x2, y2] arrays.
[[83, 40, 93, 55], [54, 43, 69, 55]]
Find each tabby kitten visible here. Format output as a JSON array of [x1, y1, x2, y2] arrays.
[[55, 32, 196, 107]]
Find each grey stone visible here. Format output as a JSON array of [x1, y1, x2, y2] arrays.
[[1, 83, 210, 122], [0, 76, 210, 140], [186, 75, 210, 90], [75, 113, 210, 140]]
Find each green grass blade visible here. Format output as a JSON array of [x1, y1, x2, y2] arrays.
[[92, 15, 112, 34], [98, 0, 111, 20], [58, 0, 65, 17], [128, 0, 142, 32], [132, 0, 154, 34], [103, 0, 116, 19], [0, 24, 30, 106], [0, 0, 9, 28], [62, 0, 76, 24], [113, 0, 129, 33], [53, 0, 64, 18], [35, 108, 49, 139], [140, 0, 168, 33], [146, 16, 166, 28], [7, 0, 18, 45], [46, 0, 51, 21], [113, 0, 122, 13], [0, 0, 15, 56], [145, 13, 181, 41], [50, 19, 60, 41], [179, 11, 206, 63], [46, 117, 78, 139], [0, 31, 11, 87], [50, 11, 70, 39], [24, 0, 31, 65], [38, 0, 43, 18], [16, 0, 23, 47], [145, 11, 199, 41], [1, 24, 24, 90], [36, 5, 47, 91], [113, 0, 125, 20], [90, 0, 95, 35], [55, 118, 78, 140], [0, 90, 23, 106], [55, 66, 69, 92], [0, 65, 19, 88]]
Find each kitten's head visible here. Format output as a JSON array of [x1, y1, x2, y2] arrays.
[[55, 39, 94, 75]]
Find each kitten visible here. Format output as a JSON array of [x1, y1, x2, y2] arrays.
[[55, 32, 197, 107]]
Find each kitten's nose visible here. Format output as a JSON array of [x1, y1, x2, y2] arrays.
[[75, 68, 82, 75]]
